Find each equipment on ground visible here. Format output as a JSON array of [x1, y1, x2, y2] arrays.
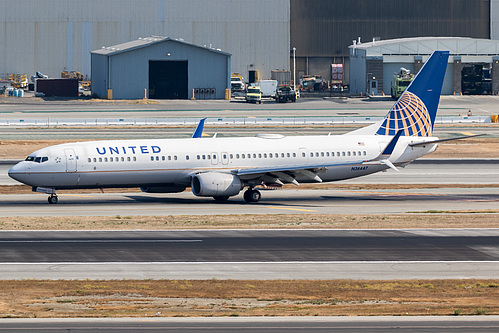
[[275, 85, 296, 103], [391, 67, 414, 100], [230, 74, 245, 92], [245, 86, 262, 103]]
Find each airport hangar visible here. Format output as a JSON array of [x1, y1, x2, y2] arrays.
[[0, 0, 289, 91], [91, 37, 231, 100], [349, 37, 499, 96]]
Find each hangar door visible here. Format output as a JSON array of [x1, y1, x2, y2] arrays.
[[149, 60, 188, 99]]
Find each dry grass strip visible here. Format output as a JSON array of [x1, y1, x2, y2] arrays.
[[0, 213, 498, 230], [0, 279, 497, 318]]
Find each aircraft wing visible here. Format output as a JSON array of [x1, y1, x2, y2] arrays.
[[234, 160, 366, 185]]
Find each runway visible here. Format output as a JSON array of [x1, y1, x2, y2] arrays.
[[1, 229, 498, 280], [1, 316, 499, 333]]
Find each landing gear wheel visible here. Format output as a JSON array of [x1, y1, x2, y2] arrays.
[[48, 195, 58, 204], [243, 189, 261, 203], [213, 196, 229, 202]]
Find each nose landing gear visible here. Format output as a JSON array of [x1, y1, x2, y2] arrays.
[[243, 188, 261, 203]]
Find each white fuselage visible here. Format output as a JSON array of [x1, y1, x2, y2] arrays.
[[8, 133, 437, 190]]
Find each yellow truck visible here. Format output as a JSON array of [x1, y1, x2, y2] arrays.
[[245, 86, 262, 104]]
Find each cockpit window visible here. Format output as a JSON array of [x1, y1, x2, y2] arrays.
[[25, 156, 48, 163]]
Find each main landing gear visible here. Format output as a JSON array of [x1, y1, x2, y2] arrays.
[[48, 194, 58, 204], [243, 188, 261, 203]]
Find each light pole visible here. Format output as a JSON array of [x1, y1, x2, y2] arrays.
[[292, 47, 296, 91]]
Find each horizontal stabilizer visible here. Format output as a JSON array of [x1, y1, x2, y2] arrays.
[[409, 133, 486, 147], [380, 159, 399, 172]]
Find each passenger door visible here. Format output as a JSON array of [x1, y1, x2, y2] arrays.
[[64, 148, 77, 172]]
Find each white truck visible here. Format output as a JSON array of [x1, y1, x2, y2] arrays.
[[256, 80, 277, 98]]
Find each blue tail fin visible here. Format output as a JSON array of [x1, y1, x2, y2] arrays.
[[376, 51, 449, 137]]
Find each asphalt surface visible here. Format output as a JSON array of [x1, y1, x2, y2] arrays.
[[0, 229, 498, 280], [1, 186, 498, 216], [0, 95, 498, 117], [1, 229, 498, 263], [1, 317, 499, 333]]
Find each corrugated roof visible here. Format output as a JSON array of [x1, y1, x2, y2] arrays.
[[92, 36, 231, 56]]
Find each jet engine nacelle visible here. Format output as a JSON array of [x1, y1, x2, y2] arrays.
[[191, 172, 242, 197], [140, 186, 186, 193]]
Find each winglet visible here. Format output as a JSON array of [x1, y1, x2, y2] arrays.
[[191, 118, 207, 138]]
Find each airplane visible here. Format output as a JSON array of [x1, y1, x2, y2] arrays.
[[8, 50, 482, 204]]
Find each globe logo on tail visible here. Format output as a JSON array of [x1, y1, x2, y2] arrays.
[[376, 91, 432, 137]]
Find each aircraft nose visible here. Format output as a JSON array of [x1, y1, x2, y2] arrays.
[[8, 162, 30, 183]]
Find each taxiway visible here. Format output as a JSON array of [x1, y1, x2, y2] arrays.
[[0, 229, 498, 280]]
